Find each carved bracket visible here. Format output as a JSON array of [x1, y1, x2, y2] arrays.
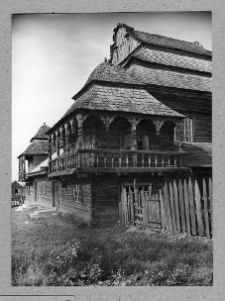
[[153, 120, 165, 135], [76, 113, 89, 128], [129, 117, 142, 131], [100, 115, 116, 131]]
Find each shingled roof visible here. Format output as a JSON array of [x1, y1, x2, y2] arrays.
[[47, 61, 184, 132], [130, 47, 212, 74], [18, 140, 48, 158], [65, 85, 184, 118], [30, 123, 50, 142], [82, 62, 144, 89], [127, 64, 212, 92], [113, 23, 212, 57]]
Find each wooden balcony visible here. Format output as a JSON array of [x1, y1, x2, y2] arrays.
[[48, 148, 188, 176]]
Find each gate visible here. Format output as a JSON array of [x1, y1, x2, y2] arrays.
[[121, 184, 161, 230]]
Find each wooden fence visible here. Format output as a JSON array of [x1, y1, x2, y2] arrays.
[[160, 178, 212, 237], [120, 177, 212, 238]]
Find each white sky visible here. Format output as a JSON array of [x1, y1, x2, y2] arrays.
[[12, 12, 212, 181]]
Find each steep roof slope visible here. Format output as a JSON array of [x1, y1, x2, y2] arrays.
[[30, 123, 50, 142], [112, 23, 212, 57], [130, 47, 212, 74], [65, 85, 184, 118], [127, 64, 211, 92]]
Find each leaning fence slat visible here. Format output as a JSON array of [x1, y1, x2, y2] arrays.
[[178, 180, 186, 233], [125, 190, 129, 226], [195, 180, 205, 237], [129, 188, 135, 226], [169, 182, 176, 233], [173, 180, 181, 232], [164, 183, 173, 233], [159, 189, 167, 229], [208, 177, 212, 235], [203, 178, 210, 238], [184, 179, 191, 236], [188, 178, 197, 236]]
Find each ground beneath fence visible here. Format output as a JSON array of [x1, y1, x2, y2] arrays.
[[12, 204, 213, 286]]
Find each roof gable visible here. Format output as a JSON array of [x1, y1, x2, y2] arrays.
[[111, 24, 211, 59]]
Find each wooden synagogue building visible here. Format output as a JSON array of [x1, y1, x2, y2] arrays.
[[18, 23, 212, 227]]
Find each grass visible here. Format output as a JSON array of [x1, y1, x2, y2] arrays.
[[12, 206, 213, 286]]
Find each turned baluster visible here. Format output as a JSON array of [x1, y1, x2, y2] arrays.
[[126, 153, 129, 167], [142, 153, 144, 167], [162, 155, 164, 167], [148, 155, 151, 167], [96, 153, 99, 168], [168, 156, 171, 166], [155, 154, 158, 167], [174, 156, 177, 167], [119, 154, 122, 167], [112, 154, 114, 168], [104, 154, 107, 168]]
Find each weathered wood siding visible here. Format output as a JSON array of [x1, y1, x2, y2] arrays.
[[91, 176, 120, 225], [112, 27, 140, 65], [58, 178, 92, 222]]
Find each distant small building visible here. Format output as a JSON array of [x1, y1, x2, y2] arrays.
[[11, 180, 25, 195]]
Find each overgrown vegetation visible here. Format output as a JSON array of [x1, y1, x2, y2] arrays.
[[12, 206, 213, 286]]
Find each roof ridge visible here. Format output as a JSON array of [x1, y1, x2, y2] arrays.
[[112, 23, 212, 57]]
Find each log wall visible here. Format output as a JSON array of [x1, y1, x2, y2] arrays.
[[58, 177, 92, 222]]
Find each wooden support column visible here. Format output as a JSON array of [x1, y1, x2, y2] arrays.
[[129, 117, 141, 167], [56, 131, 60, 156], [48, 136, 52, 161], [65, 123, 70, 154], [76, 113, 88, 149]]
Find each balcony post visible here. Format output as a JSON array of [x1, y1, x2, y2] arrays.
[[76, 114, 88, 149], [56, 130, 60, 157], [48, 136, 52, 173], [129, 117, 141, 167]]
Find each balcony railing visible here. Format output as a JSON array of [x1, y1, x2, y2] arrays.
[[49, 148, 187, 174]]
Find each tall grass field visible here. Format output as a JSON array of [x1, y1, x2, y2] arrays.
[[12, 206, 213, 286]]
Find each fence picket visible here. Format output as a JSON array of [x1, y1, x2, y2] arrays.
[[169, 182, 176, 233], [209, 178, 212, 235], [188, 178, 197, 236], [203, 179, 210, 238], [195, 180, 205, 237], [173, 180, 181, 232], [184, 179, 191, 236], [164, 183, 173, 233], [159, 189, 167, 229], [178, 180, 186, 233], [129, 188, 135, 226]]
